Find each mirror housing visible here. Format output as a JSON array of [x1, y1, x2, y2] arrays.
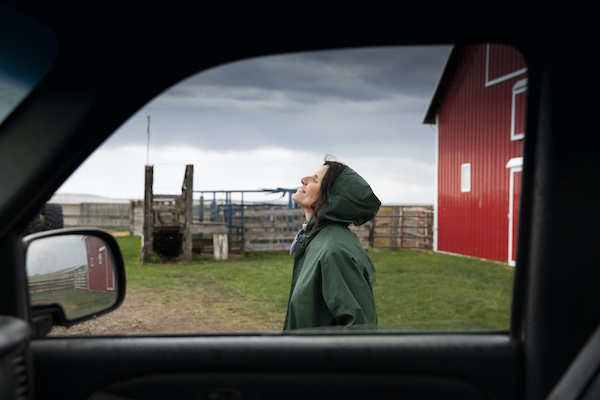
[[23, 228, 126, 335]]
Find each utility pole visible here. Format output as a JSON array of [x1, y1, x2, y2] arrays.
[[146, 115, 150, 165]]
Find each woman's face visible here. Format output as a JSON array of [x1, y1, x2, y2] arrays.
[[293, 165, 329, 210]]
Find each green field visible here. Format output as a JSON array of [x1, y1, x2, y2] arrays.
[[115, 235, 514, 332]]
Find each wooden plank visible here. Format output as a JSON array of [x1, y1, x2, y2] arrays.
[[153, 194, 182, 200], [243, 208, 302, 218], [191, 222, 229, 235], [246, 232, 296, 241], [244, 221, 302, 230], [244, 242, 291, 252]]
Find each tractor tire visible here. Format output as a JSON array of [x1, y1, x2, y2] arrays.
[[24, 213, 42, 235], [42, 203, 64, 230]]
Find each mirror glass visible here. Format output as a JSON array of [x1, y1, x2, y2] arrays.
[[27, 234, 118, 321]]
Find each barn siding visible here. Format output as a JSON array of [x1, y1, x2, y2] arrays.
[[437, 44, 526, 263], [86, 236, 114, 291]]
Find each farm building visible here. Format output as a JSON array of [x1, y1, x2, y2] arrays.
[[423, 43, 527, 266], [85, 235, 115, 291]]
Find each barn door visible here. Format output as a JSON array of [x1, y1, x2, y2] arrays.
[[506, 158, 523, 266]]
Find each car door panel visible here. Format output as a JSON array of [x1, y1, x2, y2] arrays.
[[32, 335, 518, 400]]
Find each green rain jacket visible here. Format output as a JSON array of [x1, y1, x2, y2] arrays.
[[283, 166, 381, 331]]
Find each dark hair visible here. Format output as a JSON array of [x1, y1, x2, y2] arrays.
[[311, 158, 347, 229]]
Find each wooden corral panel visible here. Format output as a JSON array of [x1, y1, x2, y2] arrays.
[[131, 201, 144, 236], [371, 205, 433, 249], [62, 203, 132, 230], [61, 203, 81, 227], [28, 265, 89, 293], [73, 267, 88, 290], [349, 224, 371, 250], [244, 208, 373, 252], [29, 277, 77, 293], [244, 208, 304, 252]]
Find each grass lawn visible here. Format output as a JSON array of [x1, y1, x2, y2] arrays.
[[114, 235, 514, 332], [369, 248, 514, 330]]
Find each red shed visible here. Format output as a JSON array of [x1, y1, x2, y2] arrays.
[[85, 235, 115, 291], [424, 44, 527, 266]]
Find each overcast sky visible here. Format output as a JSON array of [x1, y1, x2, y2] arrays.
[[27, 234, 88, 276], [55, 45, 452, 205]]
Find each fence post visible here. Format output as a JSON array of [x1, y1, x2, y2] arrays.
[[129, 201, 135, 235], [142, 165, 153, 263], [390, 206, 400, 249], [399, 207, 404, 249], [213, 233, 228, 261], [183, 165, 193, 261]]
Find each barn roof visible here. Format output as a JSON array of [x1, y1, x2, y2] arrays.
[[423, 45, 464, 125]]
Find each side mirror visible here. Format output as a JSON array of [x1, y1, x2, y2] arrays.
[[23, 229, 126, 334]]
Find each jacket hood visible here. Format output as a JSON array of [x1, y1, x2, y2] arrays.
[[311, 166, 381, 228]]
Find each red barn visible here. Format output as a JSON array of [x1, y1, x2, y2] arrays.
[[85, 235, 115, 291], [424, 44, 527, 266]]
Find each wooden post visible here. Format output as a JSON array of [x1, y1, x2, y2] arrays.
[[182, 165, 193, 261], [390, 206, 400, 248], [417, 213, 422, 248], [213, 233, 228, 261], [129, 201, 135, 236], [142, 165, 153, 263], [399, 207, 404, 248]]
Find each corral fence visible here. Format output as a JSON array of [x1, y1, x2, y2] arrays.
[[28, 277, 74, 293], [370, 205, 434, 250], [241, 205, 432, 252], [62, 203, 136, 232], [242, 208, 304, 252], [29, 265, 88, 293], [61, 202, 433, 253]]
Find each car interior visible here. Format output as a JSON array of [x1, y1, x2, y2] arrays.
[[1, 2, 598, 400]]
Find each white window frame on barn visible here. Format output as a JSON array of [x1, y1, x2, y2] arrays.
[[506, 157, 523, 267], [511, 78, 527, 141], [484, 44, 528, 87], [461, 163, 471, 193]]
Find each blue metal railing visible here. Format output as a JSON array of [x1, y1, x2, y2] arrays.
[[194, 189, 299, 249]]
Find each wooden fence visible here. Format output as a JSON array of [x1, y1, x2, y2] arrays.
[[29, 267, 88, 293], [370, 205, 434, 250], [241, 205, 429, 252], [61, 202, 433, 253], [243, 208, 305, 252], [28, 277, 75, 293], [62, 203, 136, 232]]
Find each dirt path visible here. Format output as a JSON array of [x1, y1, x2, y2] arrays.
[[50, 284, 284, 336], [49, 231, 285, 336]]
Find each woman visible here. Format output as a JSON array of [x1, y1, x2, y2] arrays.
[[283, 158, 381, 331]]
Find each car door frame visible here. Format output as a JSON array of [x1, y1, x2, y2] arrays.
[[1, 4, 598, 400]]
